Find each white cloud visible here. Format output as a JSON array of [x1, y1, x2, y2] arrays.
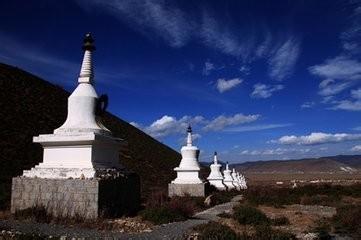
[[351, 145, 361, 152], [331, 99, 361, 111], [301, 101, 315, 109], [224, 123, 291, 133], [251, 83, 284, 98], [310, 56, 361, 103], [202, 60, 215, 75], [130, 121, 141, 128], [240, 147, 310, 156], [268, 37, 301, 81], [140, 113, 260, 138], [276, 132, 361, 145], [216, 78, 243, 93], [310, 56, 361, 81], [317, 79, 353, 96], [203, 113, 260, 131], [145, 115, 204, 138], [331, 88, 361, 111]]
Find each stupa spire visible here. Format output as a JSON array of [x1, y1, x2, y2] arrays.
[[78, 33, 95, 84], [214, 151, 218, 164], [226, 162, 229, 170], [186, 124, 192, 146]]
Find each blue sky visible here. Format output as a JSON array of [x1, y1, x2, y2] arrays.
[[1, 0, 361, 163]]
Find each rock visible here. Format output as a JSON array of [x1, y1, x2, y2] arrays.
[[301, 232, 318, 240], [204, 195, 214, 207]]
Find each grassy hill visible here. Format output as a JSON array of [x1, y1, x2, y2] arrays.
[[232, 155, 361, 173], [0, 63, 181, 209]]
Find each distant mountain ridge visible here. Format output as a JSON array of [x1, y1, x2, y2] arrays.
[[231, 155, 361, 173]]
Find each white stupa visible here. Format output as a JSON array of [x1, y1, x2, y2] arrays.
[[232, 168, 241, 191], [171, 125, 202, 184], [23, 33, 123, 179], [169, 126, 205, 196], [223, 162, 235, 190], [237, 172, 247, 189], [207, 152, 226, 190]]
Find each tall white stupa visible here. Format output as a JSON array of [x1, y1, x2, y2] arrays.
[[223, 162, 235, 190], [12, 33, 140, 219], [168, 125, 205, 197], [23, 33, 123, 179], [232, 168, 241, 191], [207, 152, 226, 190]]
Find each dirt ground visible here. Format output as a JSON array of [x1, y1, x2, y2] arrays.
[[245, 172, 361, 187]]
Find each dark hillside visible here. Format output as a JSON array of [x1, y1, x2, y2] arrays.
[[0, 63, 181, 208]]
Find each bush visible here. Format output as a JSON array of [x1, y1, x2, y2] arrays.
[[14, 206, 52, 223], [141, 195, 203, 224], [245, 184, 361, 207], [332, 204, 361, 238], [233, 205, 270, 226], [210, 190, 241, 206], [254, 224, 296, 240], [140, 206, 186, 225], [194, 222, 240, 240], [272, 216, 290, 226]]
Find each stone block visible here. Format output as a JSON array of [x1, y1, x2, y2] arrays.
[[11, 173, 140, 219], [168, 183, 206, 197]]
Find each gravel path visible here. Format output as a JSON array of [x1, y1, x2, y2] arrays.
[[0, 195, 243, 239], [0, 219, 208, 240], [193, 195, 242, 221]]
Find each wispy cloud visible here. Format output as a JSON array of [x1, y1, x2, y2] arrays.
[[79, 0, 301, 79], [276, 132, 361, 145], [202, 60, 215, 75], [251, 83, 284, 98], [203, 113, 260, 132], [309, 3, 361, 109], [240, 147, 310, 156], [224, 123, 292, 133], [331, 88, 361, 111], [268, 37, 301, 81], [301, 101, 315, 109], [351, 145, 361, 152], [216, 78, 243, 93]]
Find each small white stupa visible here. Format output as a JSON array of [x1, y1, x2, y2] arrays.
[[223, 162, 235, 190], [23, 33, 123, 179], [207, 152, 226, 190], [232, 168, 241, 191], [169, 125, 205, 196], [237, 172, 247, 189]]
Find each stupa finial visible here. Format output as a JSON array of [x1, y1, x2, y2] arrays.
[[78, 33, 95, 84], [213, 151, 218, 164], [226, 162, 229, 170], [186, 124, 192, 146]]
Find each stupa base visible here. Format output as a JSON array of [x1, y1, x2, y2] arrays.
[[11, 173, 140, 219], [168, 183, 206, 197], [208, 179, 227, 191]]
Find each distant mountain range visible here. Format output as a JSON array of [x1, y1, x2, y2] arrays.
[[230, 155, 361, 173]]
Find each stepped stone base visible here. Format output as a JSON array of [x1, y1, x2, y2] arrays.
[[11, 173, 140, 219], [168, 183, 206, 197]]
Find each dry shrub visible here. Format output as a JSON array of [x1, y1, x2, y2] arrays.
[[332, 204, 361, 238], [233, 205, 270, 226], [194, 222, 240, 240], [272, 216, 290, 226]]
